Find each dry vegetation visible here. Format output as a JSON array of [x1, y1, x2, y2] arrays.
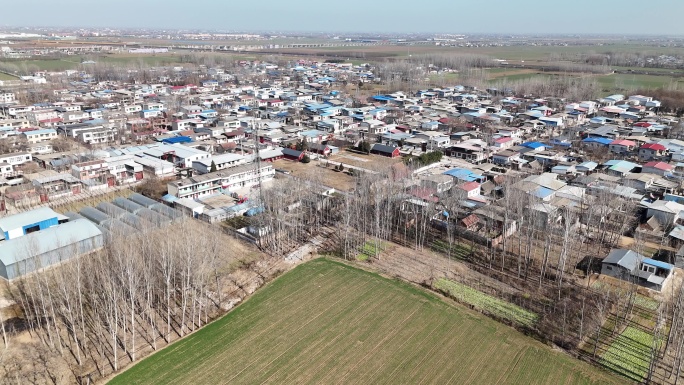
[[271, 159, 356, 191], [0, 219, 286, 384]]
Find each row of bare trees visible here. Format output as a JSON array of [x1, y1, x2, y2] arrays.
[[1, 219, 249, 383], [252, 158, 684, 382]]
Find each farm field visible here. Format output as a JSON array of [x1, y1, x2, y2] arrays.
[[110, 258, 624, 385], [1, 54, 186, 72], [596, 73, 684, 91], [433, 278, 538, 327], [268, 43, 684, 62], [599, 326, 655, 382], [0, 72, 18, 80]]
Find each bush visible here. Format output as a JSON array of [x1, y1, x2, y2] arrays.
[[301, 154, 311, 163], [405, 151, 444, 166], [356, 141, 371, 154]]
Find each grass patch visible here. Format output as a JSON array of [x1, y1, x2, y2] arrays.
[[599, 326, 655, 382], [634, 295, 659, 311], [434, 278, 538, 327], [430, 239, 471, 260], [110, 258, 622, 385], [356, 239, 385, 261]]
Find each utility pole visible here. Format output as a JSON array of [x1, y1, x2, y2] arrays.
[[251, 117, 265, 205]]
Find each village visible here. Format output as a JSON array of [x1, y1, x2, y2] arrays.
[[0, 58, 681, 287]]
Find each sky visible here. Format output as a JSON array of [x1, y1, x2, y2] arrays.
[[2, 0, 684, 36]]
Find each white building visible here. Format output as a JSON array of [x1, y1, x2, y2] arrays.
[[142, 143, 210, 168], [0, 152, 32, 166], [23, 129, 58, 144], [192, 153, 247, 174], [0, 92, 15, 103], [167, 164, 275, 199]]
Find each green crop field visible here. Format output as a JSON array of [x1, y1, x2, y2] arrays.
[[111, 258, 623, 385], [599, 326, 656, 382], [1, 54, 185, 73], [0, 72, 18, 80], [434, 278, 538, 327], [597, 73, 684, 91]]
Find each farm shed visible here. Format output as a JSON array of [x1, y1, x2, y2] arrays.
[[129, 192, 185, 221], [0, 219, 103, 280], [79, 207, 112, 225], [601, 249, 674, 291], [128, 193, 160, 208], [150, 204, 184, 221], [97, 202, 129, 219], [370, 144, 400, 158], [113, 197, 145, 214], [0, 206, 68, 240]]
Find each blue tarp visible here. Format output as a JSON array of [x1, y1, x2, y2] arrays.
[[244, 207, 265, 217]]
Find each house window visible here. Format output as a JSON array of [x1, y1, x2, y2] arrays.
[[642, 264, 656, 274]]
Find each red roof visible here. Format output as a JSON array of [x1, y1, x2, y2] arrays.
[[459, 181, 480, 192], [495, 137, 513, 144], [408, 187, 438, 202], [641, 143, 667, 151], [39, 117, 63, 123], [644, 161, 673, 171], [634, 122, 652, 127], [610, 139, 636, 147], [461, 214, 480, 228]]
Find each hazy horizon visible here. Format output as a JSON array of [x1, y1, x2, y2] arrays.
[[2, 0, 684, 36]]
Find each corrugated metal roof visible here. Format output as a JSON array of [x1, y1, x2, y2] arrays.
[[0, 219, 102, 266], [643, 258, 673, 270], [128, 193, 160, 208]]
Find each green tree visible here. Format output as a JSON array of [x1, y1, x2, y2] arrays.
[[301, 154, 311, 164], [296, 140, 308, 151], [210, 160, 217, 173], [357, 140, 371, 154]]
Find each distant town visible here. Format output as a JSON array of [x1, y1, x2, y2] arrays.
[[1, 28, 684, 385]]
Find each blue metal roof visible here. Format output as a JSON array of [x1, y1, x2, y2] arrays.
[[443, 168, 483, 182], [533, 187, 555, 199], [162, 136, 192, 144], [372, 95, 394, 101], [522, 142, 545, 149], [642, 258, 673, 270], [582, 137, 612, 145]]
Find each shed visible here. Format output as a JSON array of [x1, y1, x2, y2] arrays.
[[282, 148, 305, 161], [0, 219, 103, 280], [0, 207, 67, 241], [128, 192, 160, 208], [370, 144, 400, 158], [150, 205, 184, 221], [80, 206, 112, 225], [113, 197, 145, 214], [96, 202, 129, 219]]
